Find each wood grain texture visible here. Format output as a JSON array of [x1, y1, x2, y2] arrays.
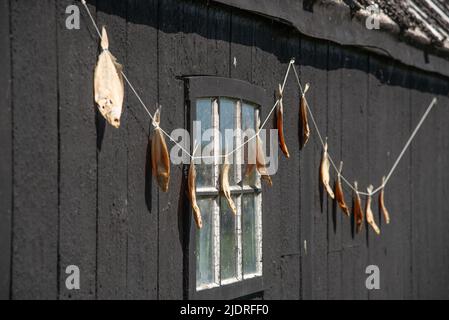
[[340, 47, 369, 300], [326, 42, 343, 300], [10, 0, 59, 299], [299, 36, 331, 300], [367, 56, 412, 299], [57, 0, 98, 300], [125, 0, 158, 300], [277, 31, 301, 300], [251, 14, 281, 300], [96, 0, 129, 299], [0, 0, 12, 300]]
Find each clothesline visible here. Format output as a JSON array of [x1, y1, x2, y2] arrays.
[[81, 0, 437, 197]]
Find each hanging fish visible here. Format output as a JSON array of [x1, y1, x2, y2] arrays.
[[256, 134, 273, 186], [335, 161, 350, 216], [244, 119, 272, 186], [221, 157, 237, 215], [276, 84, 290, 158], [379, 176, 391, 224], [353, 181, 364, 233], [300, 83, 311, 148], [366, 185, 380, 235], [151, 107, 170, 192], [188, 156, 202, 229], [320, 141, 335, 199], [94, 26, 124, 128]]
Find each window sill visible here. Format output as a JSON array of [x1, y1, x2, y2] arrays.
[[189, 276, 264, 300]]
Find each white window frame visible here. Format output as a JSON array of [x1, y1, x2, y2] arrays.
[[195, 98, 263, 292], [185, 76, 268, 300]]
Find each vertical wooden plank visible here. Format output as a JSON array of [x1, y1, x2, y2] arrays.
[[298, 37, 329, 299], [277, 31, 301, 300], [251, 15, 282, 300], [57, 0, 97, 299], [230, 10, 253, 81], [0, 0, 12, 300], [96, 0, 129, 299], [367, 57, 411, 299], [125, 0, 158, 299], [411, 75, 448, 299], [340, 47, 369, 300], [207, 4, 231, 77], [158, 0, 219, 299], [157, 0, 183, 299], [10, 0, 59, 299], [434, 79, 449, 299], [298, 36, 314, 300], [312, 40, 329, 300], [326, 42, 343, 300], [409, 71, 434, 299]]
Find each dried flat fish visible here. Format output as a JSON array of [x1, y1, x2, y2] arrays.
[[188, 158, 202, 229], [335, 161, 350, 216], [379, 176, 391, 224], [276, 84, 290, 158], [94, 26, 124, 128], [256, 135, 273, 186], [151, 107, 170, 192], [353, 182, 364, 233], [300, 83, 311, 148], [221, 158, 237, 215], [366, 185, 380, 235], [320, 141, 335, 199], [244, 119, 272, 186]]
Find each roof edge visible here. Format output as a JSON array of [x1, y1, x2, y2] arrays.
[[213, 0, 449, 78]]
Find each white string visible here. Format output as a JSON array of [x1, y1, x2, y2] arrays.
[[292, 63, 437, 196], [81, 0, 293, 161], [81, 1, 437, 196]]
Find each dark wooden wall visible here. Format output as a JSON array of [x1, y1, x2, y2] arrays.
[[1, 0, 449, 299]]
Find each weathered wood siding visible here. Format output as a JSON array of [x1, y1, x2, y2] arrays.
[[1, 0, 449, 299]]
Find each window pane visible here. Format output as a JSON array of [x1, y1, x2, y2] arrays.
[[242, 194, 257, 275], [220, 195, 238, 282], [219, 98, 236, 185], [196, 197, 216, 288], [196, 98, 214, 187], [242, 102, 257, 187]]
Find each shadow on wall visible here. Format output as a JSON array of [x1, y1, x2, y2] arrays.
[[85, 0, 449, 96]]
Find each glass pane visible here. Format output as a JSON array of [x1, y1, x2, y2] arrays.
[[219, 98, 236, 185], [242, 194, 257, 275], [196, 197, 216, 288], [220, 195, 237, 281], [242, 102, 257, 187], [195, 98, 214, 187]]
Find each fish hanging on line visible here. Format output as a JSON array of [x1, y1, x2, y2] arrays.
[[366, 185, 380, 235], [94, 26, 124, 128], [244, 117, 273, 186], [221, 156, 237, 215], [320, 141, 335, 199], [379, 176, 391, 224], [335, 161, 350, 216], [188, 152, 202, 229], [353, 181, 364, 233], [300, 83, 311, 148], [151, 107, 170, 192], [188, 162, 202, 229], [276, 84, 290, 158]]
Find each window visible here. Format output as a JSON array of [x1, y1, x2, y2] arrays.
[[185, 77, 268, 299]]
